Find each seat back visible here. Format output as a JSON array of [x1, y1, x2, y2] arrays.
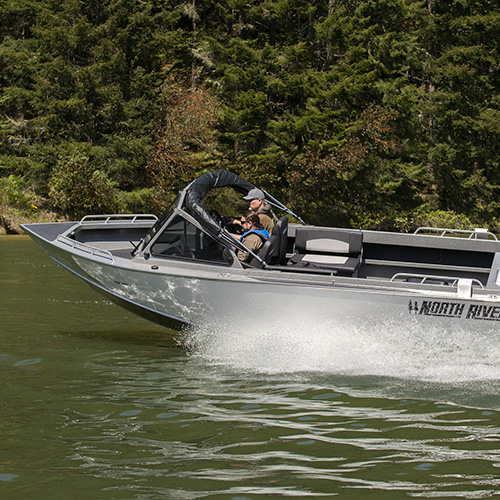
[[246, 216, 289, 268], [295, 228, 362, 256], [248, 232, 279, 268], [270, 216, 289, 265], [258, 233, 279, 262], [290, 228, 363, 275]]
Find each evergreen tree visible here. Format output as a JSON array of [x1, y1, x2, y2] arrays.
[[2, 0, 500, 230]]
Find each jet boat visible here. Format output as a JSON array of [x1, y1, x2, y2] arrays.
[[22, 170, 500, 331]]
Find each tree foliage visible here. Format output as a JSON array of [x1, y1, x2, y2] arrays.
[[147, 79, 219, 211], [2, 0, 500, 230]]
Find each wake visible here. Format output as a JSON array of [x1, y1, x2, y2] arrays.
[[182, 315, 500, 383]]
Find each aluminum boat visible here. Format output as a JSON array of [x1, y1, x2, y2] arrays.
[[22, 170, 500, 332]]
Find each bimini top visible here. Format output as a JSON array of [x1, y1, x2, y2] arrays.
[[182, 169, 304, 232], [183, 170, 255, 234]]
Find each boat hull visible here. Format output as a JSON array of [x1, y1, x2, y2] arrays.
[[23, 223, 500, 333]]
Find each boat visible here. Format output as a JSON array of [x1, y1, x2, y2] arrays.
[[21, 170, 500, 332]]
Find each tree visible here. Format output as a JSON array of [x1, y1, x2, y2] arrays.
[[147, 79, 219, 211], [2, 0, 500, 231]]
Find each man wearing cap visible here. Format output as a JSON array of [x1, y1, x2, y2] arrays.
[[242, 188, 275, 234]]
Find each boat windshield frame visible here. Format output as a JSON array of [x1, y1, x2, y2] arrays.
[[133, 195, 180, 255], [135, 170, 302, 266], [141, 204, 261, 266]]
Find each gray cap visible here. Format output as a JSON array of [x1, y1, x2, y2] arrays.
[[243, 188, 265, 201]]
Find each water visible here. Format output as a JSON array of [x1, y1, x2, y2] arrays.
[[2, 236, 500, 499]]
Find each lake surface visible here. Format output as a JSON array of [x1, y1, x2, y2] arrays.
[[3, 235, 500, 499]]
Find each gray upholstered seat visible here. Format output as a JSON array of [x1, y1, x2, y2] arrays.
[[271, 216, 288, 265], [288, 228, 362, 276]]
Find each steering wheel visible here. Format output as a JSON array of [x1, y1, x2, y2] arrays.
[[210, 209, 223, 227]]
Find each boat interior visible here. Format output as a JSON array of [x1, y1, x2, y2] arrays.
[[252, 217, 500, 290], [51, 211, 500, 293]]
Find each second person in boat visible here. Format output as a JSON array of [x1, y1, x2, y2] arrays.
[[236, 212, 269, 262]]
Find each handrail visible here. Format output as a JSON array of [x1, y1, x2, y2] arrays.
[[57, 235, 115, 262], [79, 214, 158, 225], [414, 226, 498, 241], [390, 272, 484, 288]]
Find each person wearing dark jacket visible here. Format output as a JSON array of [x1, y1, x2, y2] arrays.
[[242, 188, 275, 233]]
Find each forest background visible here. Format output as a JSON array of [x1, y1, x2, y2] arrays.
[[1, 0, 500, 233]]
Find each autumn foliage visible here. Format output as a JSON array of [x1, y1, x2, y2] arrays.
[[147, 81, 219, 211]]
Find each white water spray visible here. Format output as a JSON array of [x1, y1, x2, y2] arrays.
[[182, 315, 500, 383]]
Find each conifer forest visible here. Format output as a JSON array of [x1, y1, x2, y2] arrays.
[[1, 0, 500, 231]]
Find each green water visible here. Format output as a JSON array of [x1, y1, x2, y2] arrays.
[[2, 236, 500, 499]]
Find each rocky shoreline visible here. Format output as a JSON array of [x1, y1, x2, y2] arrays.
[[1, 215, 23, 235]]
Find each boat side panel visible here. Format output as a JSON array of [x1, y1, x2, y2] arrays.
[[363, 242, 494, 269], [72, 227, 151, 246], [57, 250, 500, 333]]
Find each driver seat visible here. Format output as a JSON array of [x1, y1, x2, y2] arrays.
[[249, 216, 288, 267]]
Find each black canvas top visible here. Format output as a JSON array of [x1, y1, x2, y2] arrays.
[[184, 170, 254, 233]]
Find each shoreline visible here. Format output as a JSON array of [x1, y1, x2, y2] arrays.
[[1, 210, 65, 236], [1, 216, 26, 235]]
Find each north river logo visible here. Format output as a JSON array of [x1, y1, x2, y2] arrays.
[[408, 300, 500, 321]]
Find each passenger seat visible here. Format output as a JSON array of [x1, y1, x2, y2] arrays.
[[288, 228, 362, 276]]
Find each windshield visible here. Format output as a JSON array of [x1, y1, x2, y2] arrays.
[[150, 214, 232, 264], [133, 195, 179, 255]]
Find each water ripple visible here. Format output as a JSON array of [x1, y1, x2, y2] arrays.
[[46, 350, 500, 498]]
